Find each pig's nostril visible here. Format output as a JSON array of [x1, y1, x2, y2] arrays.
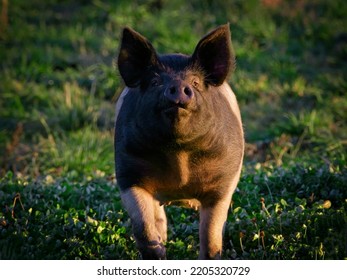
[[184, 87, 192, 96], [165, 84, 194, 105], [169, 87, 176, 95]]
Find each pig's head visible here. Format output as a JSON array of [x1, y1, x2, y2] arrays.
[[117, 25, 235, 145]]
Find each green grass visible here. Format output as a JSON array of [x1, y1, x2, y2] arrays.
[[0, 0, 346, 259]]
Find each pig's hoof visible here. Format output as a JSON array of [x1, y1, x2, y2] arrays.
[[140, 241, 166, 260]]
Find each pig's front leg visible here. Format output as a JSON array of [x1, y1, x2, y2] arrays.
[[199, 197, 232, 259], [154, 200, 167, 243], [120, 187, 167, 259]]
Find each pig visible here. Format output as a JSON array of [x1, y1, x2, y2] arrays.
[[115, 24, 244, 260]]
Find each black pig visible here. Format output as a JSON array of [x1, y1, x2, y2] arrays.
[[115, 24, 244, 259]]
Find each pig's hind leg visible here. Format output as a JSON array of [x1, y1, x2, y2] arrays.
[[120, 187, 167, 259]]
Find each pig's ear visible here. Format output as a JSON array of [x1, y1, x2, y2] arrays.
[[191, 24, 235, 86], [118, 27, 158, 87]]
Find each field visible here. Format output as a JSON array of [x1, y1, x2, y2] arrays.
[[0, 0, 346, 259]]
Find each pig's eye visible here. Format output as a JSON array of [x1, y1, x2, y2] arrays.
[[191, 78, 200, 88], [150, 76, 161, 87]]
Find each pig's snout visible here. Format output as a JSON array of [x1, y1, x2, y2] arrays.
[[164, 82, 194, 106]]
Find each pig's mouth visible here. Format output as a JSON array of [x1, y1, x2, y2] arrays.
[[162, 104, 191, 126], [162, 105, 190, 123]]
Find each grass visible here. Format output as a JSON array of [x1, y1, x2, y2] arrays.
[[0, 0, 346, 259]]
